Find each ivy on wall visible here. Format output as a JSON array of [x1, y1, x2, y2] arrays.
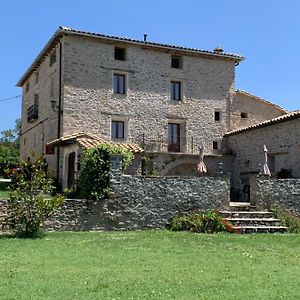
[[78, 144, 133, 201]]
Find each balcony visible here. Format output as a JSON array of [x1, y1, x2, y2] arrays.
[[27, 104, 38, 123], [130, 134, 205, 154]]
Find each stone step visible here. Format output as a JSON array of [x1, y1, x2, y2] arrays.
[[234, 226, 288, 234], [229, 202, 256, 211], [225, 217, 281, 227], [220, 211, 274, 219]]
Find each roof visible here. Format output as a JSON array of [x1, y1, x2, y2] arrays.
[[47, 132, 144, 153], [235, 90, 288, 114], [225, 110, 300, 137], [17, 26, 244, 87]]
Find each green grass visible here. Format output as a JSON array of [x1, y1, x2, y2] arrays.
[[0, 231, 299, 299]]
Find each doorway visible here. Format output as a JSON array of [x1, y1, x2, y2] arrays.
[[67, 152, 76, 189]]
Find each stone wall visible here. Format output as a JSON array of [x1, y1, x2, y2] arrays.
[[20, 45, 60, 176], [250, 176, 300, 216], [229, 91, 286, 132], [62, 34, 236, 155], [0, 174, 230, 232], [227, 118, 300, 186]]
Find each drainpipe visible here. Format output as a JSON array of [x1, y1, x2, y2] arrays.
[[56, 41, 63, 185]]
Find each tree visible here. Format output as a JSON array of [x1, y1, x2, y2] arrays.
[[0, 119, 20, 177], [6, 154, 64, 238]]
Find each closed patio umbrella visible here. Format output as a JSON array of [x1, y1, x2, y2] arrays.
[[197, 143, 207, 174], [263, 144, 271, 176]]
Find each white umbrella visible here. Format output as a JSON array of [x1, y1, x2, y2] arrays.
[[263, 145, 271, 176], [197, 143, 207, 174]]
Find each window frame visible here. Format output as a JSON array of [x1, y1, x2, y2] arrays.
[[113, 73, 126, 95], [212, 140, 220, 150], [171, 55, 182, 69], [214, 111, 221, 122], [114, 47, 126, 61], [171, 80, 182, 101], [241, 112, 248, 119], [111, 120, 125, 139]]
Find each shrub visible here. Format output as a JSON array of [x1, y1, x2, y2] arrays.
[[169, 210, 236, 234], [273, 207, 300, 233], [5, 155, 64, 238], [78, 144, 133, 201]]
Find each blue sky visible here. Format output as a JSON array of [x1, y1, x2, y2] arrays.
[[1, 0, 300, 132]]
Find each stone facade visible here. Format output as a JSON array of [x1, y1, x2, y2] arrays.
[[227, 117, 300, 187], [229, 90, 286, 131], [250, 176, 300, 217], [17, 27, 291, 184], [19, 45, 62, 177], [0, 174, 230, 231], [62, 34, 236, 154]]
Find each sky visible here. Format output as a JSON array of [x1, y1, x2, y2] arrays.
[[1, 0, 300, 132]]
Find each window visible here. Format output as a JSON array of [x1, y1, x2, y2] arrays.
[[241, 112, 248, 119], [214, 111, 221, 121], [35, 71, 39, 84], [113, 74, 126, 94], [115, 47, 126, 60], [50, 50, 56, 66], [111, 121, 125, 139], [168, 123, 181, 152], [171, 81, 182, 101], [45, 145, 55, 155], [212, 141, 219, 150], [26, 82, 30, 93], [171, 55, 182, 69]]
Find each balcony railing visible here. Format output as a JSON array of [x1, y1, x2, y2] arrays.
[[27, 104, 38, 123], [130, 134, 206, 154]]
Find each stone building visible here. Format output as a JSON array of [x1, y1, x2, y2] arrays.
[[225, 110, 300, 198], [17, 26, 287, 188]]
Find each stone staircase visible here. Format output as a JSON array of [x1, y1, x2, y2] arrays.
[[220, 202, 288, 233]]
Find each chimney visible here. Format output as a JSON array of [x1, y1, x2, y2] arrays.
[[213, 47, 224, 54]]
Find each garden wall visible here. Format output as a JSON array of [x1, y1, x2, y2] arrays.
[[0, 174, 230, 231], [250, 176, 300, 216]]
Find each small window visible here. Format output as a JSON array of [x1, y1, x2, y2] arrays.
[[241, 112, 248, 119], [45, 145, 55, 155], [50, 50, 56, 66], [35, 71, 39, 84], [115, 47, 126, 60], [171, 56, 182, 69], [26, 82, 30, 93], [111, 121, 125, 139], [113, 74, 126, 94], [171, 81, 182, 101], [213, 141, 219, 150], [215, 111, 221, 121]]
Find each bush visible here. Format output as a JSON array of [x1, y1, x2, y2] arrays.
[[78, 144, 133, 201], [273, 207, 300, 233], [5, 155, 64, 238], [169, 210, 236, 234]]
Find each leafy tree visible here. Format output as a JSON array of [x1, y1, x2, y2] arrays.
[[5, 154, 64, 238], [79, 144, 133, 201], [0, 119, 20, 177]]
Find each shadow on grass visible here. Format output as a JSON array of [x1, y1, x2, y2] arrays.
[[0, 230, 45, 239]]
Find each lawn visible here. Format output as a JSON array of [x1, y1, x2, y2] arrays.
[[0, 231, 299, 300]]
